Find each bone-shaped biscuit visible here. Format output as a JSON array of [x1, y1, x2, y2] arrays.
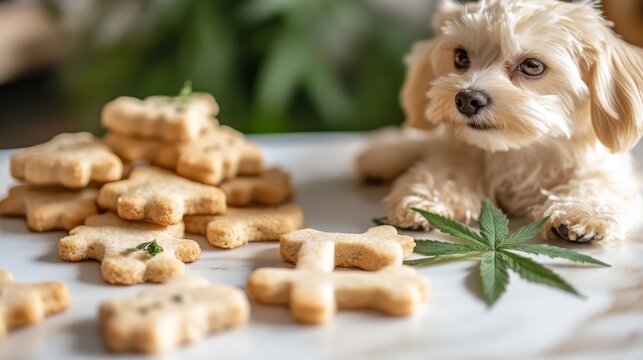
[[247, 240, 429, 324], [10, 132, 123, 188], [98, 166, 226, 225], [103, 132, 169, 166], [99, 276, 249, 354], [175, 126, 264, 185], [184, 204, 304, 249], [102, 93, 219, 142], [0, 269, 70, 337], [104, 126, 264, 185], [280, 225, 414, 271], [58, 213, 200, 285], [220, 167, 292, 206], [0, 185, 98, 231]]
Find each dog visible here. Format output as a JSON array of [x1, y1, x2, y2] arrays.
[[359, 0, 643, 242]]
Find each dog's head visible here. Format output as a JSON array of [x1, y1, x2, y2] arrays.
[[404, 0, 643, 152]]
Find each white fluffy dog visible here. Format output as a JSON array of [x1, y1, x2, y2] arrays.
[[359, 0, 643, 242]]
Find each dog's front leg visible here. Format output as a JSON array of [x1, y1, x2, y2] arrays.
[[384, 141, 486, 230], [537, 160, 641, 242]]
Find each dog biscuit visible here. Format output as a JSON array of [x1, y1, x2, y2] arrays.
[[0, 269, 70, 337], [103, 132, 169, 166], [58, 213, 200, 285], [184, 204, 304, 249], [280, 225, 414, 271], [97, 166, 226, 226], [220, 168, 292, 206], [99, 275, 249, 354], [10, 132, 123, 188], [105, 126, 264, 184], [176, 126, 264, 184], [102, 93, 219, 142], [247, 240, 429, 324], [0, 185, 98, 231]]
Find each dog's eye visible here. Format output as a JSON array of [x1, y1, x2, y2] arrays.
[[518, 59, 546, 77], [454, 48, 470, 70]]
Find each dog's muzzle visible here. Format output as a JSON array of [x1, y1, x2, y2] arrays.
[[455, 89, 490, 117]]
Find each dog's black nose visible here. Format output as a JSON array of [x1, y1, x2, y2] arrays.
[[455, 90, 490, 116]]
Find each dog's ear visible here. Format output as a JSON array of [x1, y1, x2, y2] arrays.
[[402, 1, 468, 130], [401, 40, 438, 130], [433, 0, 466, 32], [587, 34, 643, 152]]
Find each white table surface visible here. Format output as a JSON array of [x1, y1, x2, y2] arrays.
[[0, 132, 642, 360]]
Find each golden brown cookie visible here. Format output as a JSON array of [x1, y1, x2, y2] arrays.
[[104, 126, 264, 185], [184, 204, 304, 249], [0, 185, 98, 231], [103, 132, 169, 166], [0, 269, 70, 337], [97, 166, 226, 226], [10, 132, 123, 188], [220, 168, 292, 206], [102, 93, 219, 142], [247, 240, 429, 324], [58, 213, 200, 285], [99, 275, 249, 354], [175, 126, 264, 185], [280, 225, 414, 271]]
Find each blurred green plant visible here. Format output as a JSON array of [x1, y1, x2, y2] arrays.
[[60, 0, 430, 133]]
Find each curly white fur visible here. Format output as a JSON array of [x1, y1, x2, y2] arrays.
[[384, 135, 485, 228], [362, 0, 643, 242]]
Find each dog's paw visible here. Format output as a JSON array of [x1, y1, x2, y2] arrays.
[[386, 203, 430, 230], [550, 223, 603, 243], [385, 196, 460, 231], [545, 214, 614, 243]]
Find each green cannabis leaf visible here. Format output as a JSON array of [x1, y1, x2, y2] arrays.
[[126, 240, 164, 257], [406, 199, 610, 306], [372, 217, 389, 226], [175, 80, 193, 104]]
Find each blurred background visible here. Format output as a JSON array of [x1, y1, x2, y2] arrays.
[[0, 0, 641, 148]]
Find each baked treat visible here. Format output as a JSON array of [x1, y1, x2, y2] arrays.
[[174, 126, 264, 185], [247, 240, 429, 324], [184, 204, 304, 249], [99, 275, 249, 354], [280, 225, 414, 271], [0, 269, 70, 337], [10, 132, 123, 188], [103, 132, 167, 166], [58, 213, 200, 285], [97, 166, 226, 226], [220, 167, 292, 206], [102, 93, 219, 142], [0, 185, 98, 231], [104, 126, 264, 185]]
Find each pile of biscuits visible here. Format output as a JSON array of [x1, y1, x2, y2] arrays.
[[0, 89, 429, 354]]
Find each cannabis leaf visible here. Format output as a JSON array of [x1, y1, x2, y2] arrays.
[[175, 80, 193, 104], [406, 199, 610, 306], [126, 240, 164, 257], [372, 217, 389, 226]]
